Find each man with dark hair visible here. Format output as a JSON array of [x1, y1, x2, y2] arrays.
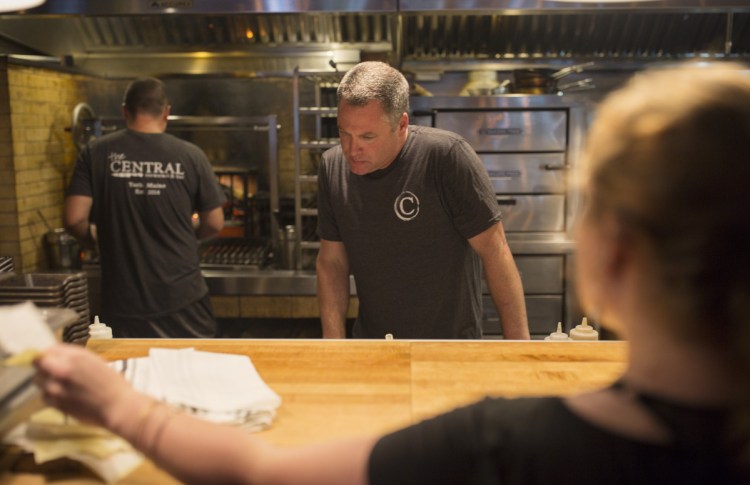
[[65, 77, 225, 338]]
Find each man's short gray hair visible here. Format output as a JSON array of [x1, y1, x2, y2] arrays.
[[337, 61, 410, 129]]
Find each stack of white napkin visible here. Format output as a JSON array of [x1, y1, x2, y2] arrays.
[[110, 348, 282, 431]]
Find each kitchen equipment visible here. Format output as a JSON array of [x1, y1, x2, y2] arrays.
[[280, 225, 297, 270], [199, 238, 270, 270], [44, 228, 81, 270], [411, 95, 586, 338], [511, 62, 594, 94], [215, 166, 259, 239], [0, 272, 91, 343], [461, 72, 513, 96]]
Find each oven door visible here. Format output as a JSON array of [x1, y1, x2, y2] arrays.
[[434, 110, 567, 152]]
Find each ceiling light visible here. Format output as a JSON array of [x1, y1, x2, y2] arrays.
[[0, 0, 45, 12]]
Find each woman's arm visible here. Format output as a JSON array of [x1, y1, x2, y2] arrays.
[[35, 344, 374, 485]]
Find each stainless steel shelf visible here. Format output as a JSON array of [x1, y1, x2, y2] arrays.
[[300, 140, 338, 149], [299, 107, 338, 115], [204, 270, 357, 296]]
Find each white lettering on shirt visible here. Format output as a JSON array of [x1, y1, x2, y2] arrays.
[[108, 152, 185, 180], [394, 191, 420, 221]]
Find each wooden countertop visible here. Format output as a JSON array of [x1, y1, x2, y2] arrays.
[[2, 339, 627, 484]]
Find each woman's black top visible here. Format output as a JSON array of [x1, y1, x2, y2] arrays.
[[368, 384, 741, 485]]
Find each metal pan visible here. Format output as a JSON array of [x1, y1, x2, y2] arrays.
[[512, 62, 594, 94]]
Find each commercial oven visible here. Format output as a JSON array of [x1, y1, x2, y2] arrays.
[[411, 95, 586, 338]]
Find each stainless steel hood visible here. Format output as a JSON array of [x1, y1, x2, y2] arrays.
[[24, 0, 397, 15], [0, 0, 748, 77], [18, 0, 750, 14]]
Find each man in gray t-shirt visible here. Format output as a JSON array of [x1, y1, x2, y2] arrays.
[[316, 62, 529, 340], [65, 78, 225, 338]]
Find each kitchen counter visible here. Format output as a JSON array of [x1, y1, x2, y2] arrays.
[[2, 339, 627, 484]]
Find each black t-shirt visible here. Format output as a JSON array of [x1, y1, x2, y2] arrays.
[[317, 125, 502, 339], [67, 129, 225, 318], [368, 396, 741, 485]]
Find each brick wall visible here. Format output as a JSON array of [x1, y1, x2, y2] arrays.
[[0, 59, 113, 272], [0, 63, 15, 268]]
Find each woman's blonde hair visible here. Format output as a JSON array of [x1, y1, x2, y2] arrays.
[[583, 61, 750, 475]]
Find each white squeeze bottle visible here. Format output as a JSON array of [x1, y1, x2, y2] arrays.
[[569, 317, 599, 341], [88, 315, 113, 340], [544, 322, 571, 341]]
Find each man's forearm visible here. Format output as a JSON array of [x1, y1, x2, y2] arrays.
[[66, 220, 96, 250], [317, 272, 350, 338], [492, 284, 530, 340], [318, 290, 349, 338], [485, 249, 530, 340]]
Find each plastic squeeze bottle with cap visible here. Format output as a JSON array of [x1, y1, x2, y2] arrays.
[[544, 322, 571, 341], [569, 317, 599, 341], [88, 315, 113, 340]]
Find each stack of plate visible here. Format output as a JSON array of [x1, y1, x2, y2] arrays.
[[0, 273, 90, 343], [0, 256, 13, 273]]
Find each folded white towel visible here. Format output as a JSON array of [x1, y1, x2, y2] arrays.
[[109, 348, 281, 430]]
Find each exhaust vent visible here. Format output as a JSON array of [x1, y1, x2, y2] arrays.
[[402, 12, 749, 60], [77, 14, 393, 51]]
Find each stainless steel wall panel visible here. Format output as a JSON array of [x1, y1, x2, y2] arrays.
[[496, 195, 565, 232], [434, 110, 567, 152], [482, 295, 563, 337], [480, 153, 566, 194], [515, 256, 565, 294]]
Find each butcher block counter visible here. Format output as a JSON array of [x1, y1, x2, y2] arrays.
[[2, 339, 627, 484]]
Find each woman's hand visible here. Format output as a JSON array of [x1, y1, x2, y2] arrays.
[[34, 344, 144, 431]]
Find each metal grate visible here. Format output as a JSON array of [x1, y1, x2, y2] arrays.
[[401, 12, 748, 60], [72, 11, 749, 59], [76, 13, 393, 51], [199, 238, 270, 269]]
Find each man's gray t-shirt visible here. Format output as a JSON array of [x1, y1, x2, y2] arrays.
[[317, 125, 501, 339], [67, 129, 225, 319]]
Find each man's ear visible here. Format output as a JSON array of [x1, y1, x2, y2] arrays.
[[399, 112, 409, 133]]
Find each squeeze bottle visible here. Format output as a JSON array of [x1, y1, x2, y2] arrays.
[[569, 317, 599, 341], [88, 315, 113, 340], [544, 322, 571, 341]]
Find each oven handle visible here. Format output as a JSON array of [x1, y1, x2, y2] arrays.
[[495, 197, 517, 206], [543, 163, 569, 171]]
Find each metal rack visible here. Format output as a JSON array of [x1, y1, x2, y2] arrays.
[[292, 68, 344, 270]]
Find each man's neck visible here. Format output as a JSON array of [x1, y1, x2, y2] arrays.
[[126, 115, 166, 134]]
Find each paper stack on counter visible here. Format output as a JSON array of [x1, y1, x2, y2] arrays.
[[0, 302, 142, 483], [1, 304, 281, 482], [5, 407, 144, 483], [109, 348, 282, 431]]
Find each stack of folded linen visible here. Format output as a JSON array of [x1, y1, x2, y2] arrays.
[[110, 347, 282, 431]]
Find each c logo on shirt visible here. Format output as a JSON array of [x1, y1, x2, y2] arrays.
[[394, 191, 420, 221]]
